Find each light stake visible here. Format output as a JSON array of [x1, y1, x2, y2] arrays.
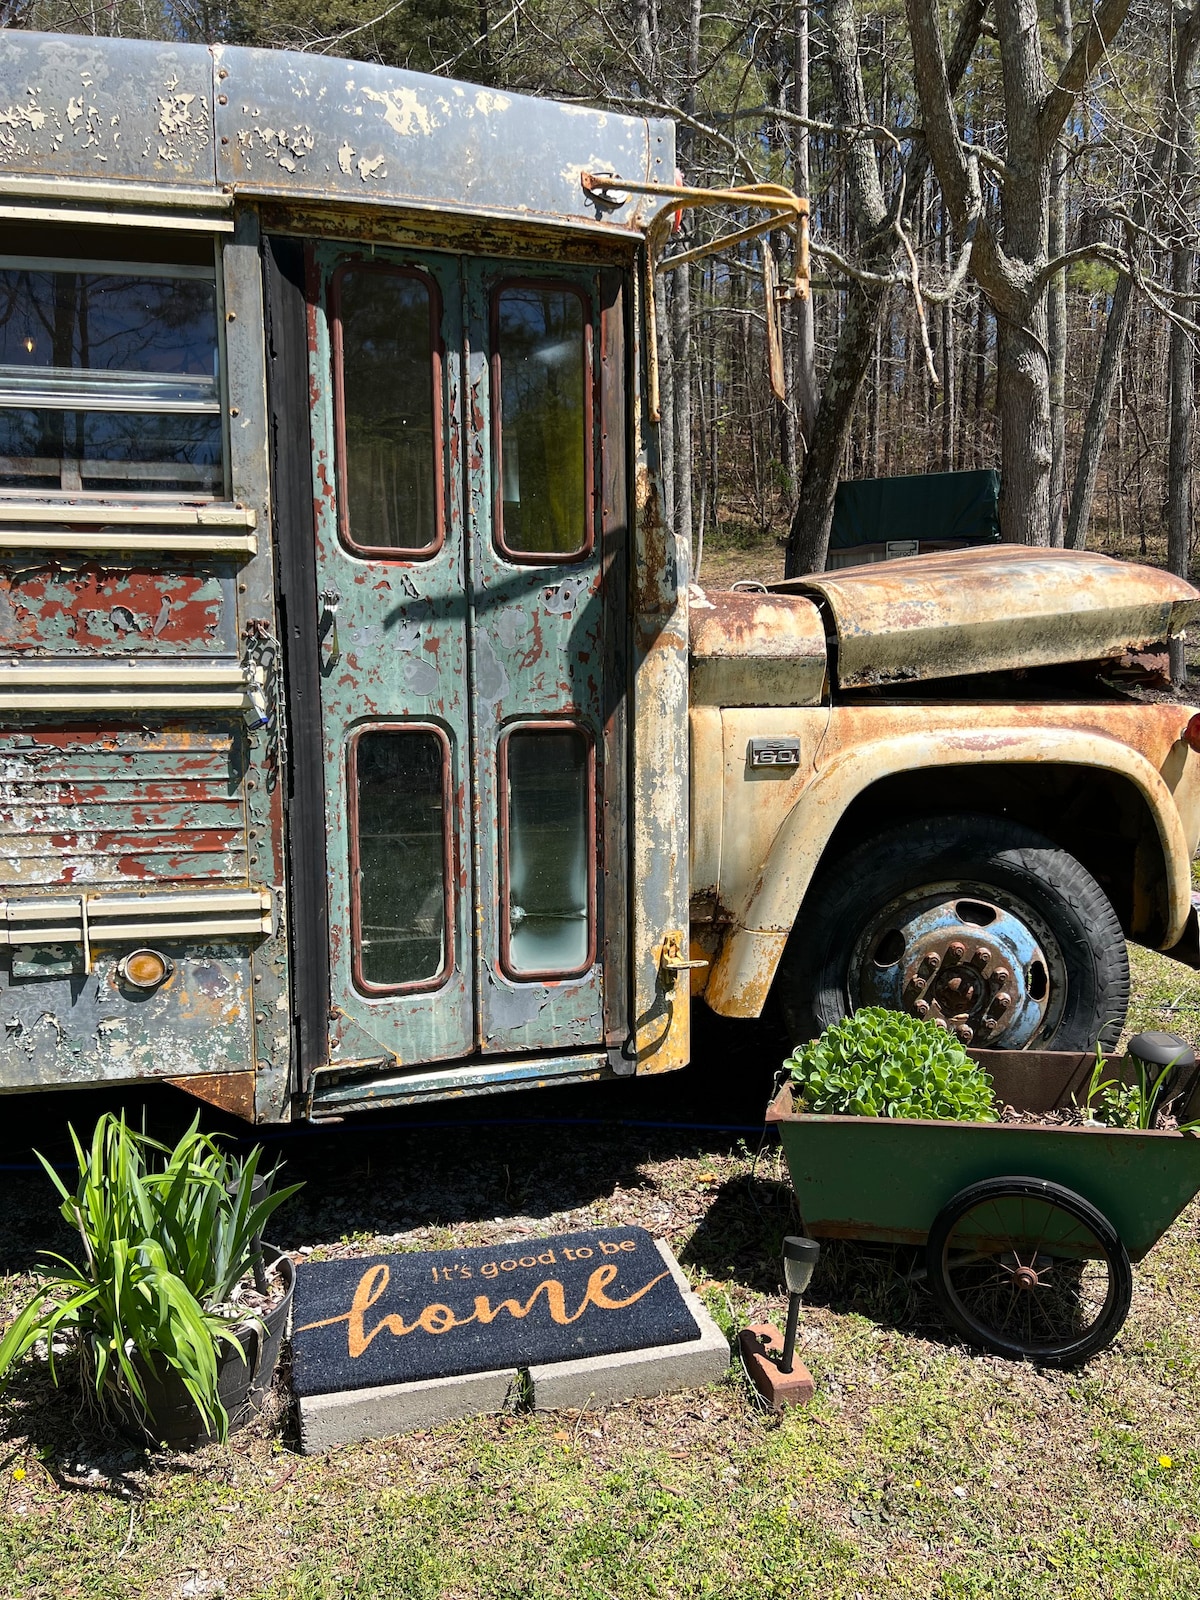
[[779, 1235, 820, 1374], [738, 1234, 820, 1411]]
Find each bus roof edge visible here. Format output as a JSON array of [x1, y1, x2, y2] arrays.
[[0, 31, 673, 234]]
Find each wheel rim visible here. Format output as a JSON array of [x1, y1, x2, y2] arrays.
[[937, 1194, 1120, 1359], [848, 878, 1066, 1048]]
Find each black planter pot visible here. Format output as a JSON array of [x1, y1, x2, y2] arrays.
[[128, 1245, 295, 1448]]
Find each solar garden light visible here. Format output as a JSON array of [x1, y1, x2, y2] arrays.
[[1125, 1030, 1197, 1114], [737, 1234, 820, 1411], [779, 1235, 821, 1374]]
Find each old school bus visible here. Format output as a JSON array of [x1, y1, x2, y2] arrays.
[[3, 30, 1200, 1124]]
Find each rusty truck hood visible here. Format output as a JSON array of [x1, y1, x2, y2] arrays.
[[770, 546, 1200, 689]]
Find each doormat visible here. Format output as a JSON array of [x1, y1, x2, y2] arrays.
[[290, 1226, 701, 1398]]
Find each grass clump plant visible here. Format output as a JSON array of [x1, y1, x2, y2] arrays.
[[786, 1006, 998, 1121], [1079, 1044, 1197, 1131], [0, 1113, 301, 1441]]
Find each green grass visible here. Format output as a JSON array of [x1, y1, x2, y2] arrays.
[[4, 1263, 1200, 1599], [2, 1055, 1200, 1597], [1124, 941, 1200, 1053], [3, 946, 1200, 1597]]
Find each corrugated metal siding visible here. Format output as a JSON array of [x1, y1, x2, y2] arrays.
[[0, 725, 248, 890]]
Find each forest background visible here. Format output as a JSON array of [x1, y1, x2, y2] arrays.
[[6, 0, 1199, 640]]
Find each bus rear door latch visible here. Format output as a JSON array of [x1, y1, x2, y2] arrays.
[[658, 930, 708, 986]]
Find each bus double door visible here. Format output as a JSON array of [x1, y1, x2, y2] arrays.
[[286, 240, 626, 1078]]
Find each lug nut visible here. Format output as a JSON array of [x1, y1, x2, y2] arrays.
[[955, 1024, 974, 1043], [948, 941, 966, 961], [992, 967, 1010, 986], [970, 947, 990, 971], [906, 975, 926, 997], [988, 991, 1012, 1015], [913, 1000, 930, 1019], [920, 952, 941, 974]]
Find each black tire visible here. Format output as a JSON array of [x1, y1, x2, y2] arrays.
[[775, 812, 1129, 1051], [926, 1176, 1133, 1365]]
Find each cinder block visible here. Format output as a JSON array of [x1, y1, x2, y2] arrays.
[[299, 1365, 518, 1452], [528, 1240, 729, 1411]]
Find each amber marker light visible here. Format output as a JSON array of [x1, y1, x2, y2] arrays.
[[119, 948, 172, 990], [1184, 713, 1200, 753]]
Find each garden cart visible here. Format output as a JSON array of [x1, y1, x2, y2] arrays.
[[767, 1048, 1200, 1366]]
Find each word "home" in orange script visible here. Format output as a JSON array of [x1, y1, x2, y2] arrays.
[[297, 1244, 667, 1359]]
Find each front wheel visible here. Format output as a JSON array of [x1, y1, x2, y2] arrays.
[[926, 1177, 1132, 1365], [775, 813, 1130, 1051]]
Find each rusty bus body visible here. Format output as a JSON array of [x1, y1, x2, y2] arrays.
[[1, 32, 1198, 1123]]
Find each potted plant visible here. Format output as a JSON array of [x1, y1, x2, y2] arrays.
[[785, 1006, 998, 1122], [0, 1113, 301, 1446]]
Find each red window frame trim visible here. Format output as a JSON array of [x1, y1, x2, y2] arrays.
[[329, 260, 446, 562], [490, 278, 596, 566], [497, 717, 597, 983], [346, 721, 456, 997]]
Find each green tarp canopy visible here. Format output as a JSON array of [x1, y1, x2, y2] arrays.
[[830, 469, 1002, 551]]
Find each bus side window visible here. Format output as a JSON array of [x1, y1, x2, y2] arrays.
[[0, 226, 223, 497]]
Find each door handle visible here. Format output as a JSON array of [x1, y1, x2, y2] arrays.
[[658, 930, 708, 986], [319, 588, 341, 669]]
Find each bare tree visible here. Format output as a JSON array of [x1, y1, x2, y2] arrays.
[[1167, 6, 1199, 681], [784, 0, 985, 575], [906, 0, 1132, 545], [1047, 0, 1073, 546], [1065, 1, 1200, 556]]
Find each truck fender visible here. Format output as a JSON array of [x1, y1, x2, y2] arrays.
[[704, 725, 1192, 1018]]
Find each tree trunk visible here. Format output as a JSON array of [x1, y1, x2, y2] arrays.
[[1064, 276, 1132, 549], [1167, 13, 1198, 684], [996, 309, 1054, 545], [788, 282, 889, 572], [1166, 287, 1193, 683], [784, 0, 890, 572], [793, 0, 819, 445], [992, 0, 1056, 545], [670, 0, 699, 560], [1047, 0, 1073, 545], [785, 0, 987, 574], [671, 266, 693, 556]]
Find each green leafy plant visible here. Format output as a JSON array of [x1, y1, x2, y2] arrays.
[[786, 1007, 998, 1122], [1080, 1045, 1192, 1131], [0, 1114, 301, 1441]]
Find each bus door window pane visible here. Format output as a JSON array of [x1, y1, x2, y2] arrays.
[[0, 256, 222, 494], [335, 267, 439, 555], [503, 726, 593, 977], [496, 286, 589, 558], [352, 728, 451, 992]]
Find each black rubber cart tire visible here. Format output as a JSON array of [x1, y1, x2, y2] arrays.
[[925, 1176, 1133, 1365], [775, 812, 1130, 1051]]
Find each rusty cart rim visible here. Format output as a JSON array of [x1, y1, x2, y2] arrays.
[[926, 1177, 1132, 1365]]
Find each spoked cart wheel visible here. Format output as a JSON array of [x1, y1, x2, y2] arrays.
[[926, 1177, 1133, 1366]]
